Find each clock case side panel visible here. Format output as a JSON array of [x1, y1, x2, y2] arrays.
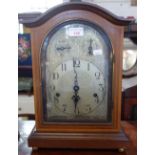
[[112, 27, 124, 132], [29, 28, 44, 130], [28, 9, 124, 133]]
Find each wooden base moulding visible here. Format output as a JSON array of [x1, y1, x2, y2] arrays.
[[28, 126, 130, 149]]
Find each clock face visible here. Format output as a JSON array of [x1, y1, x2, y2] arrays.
[[41, 20, 113, 123]]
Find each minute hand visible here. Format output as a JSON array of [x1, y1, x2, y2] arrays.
[[74, 67, 78, 86], [72, 59, 80, 114]]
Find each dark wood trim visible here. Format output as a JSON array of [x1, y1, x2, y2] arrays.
[[19, 11, 136, 39], [18, 120, 136, 154], [123, 73, 137, 78], [121, 86, 137, 120], [18, 12, 42, 24], [22, 2, 132, 27], [28, 126, 130, 149]]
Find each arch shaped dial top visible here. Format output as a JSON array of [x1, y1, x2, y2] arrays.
[[41, 21, 112, 122]]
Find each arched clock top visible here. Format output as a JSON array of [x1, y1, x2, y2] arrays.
[[22, 2, 132, 27]]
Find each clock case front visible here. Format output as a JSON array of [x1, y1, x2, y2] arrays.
[[23, 2, 131, 148]]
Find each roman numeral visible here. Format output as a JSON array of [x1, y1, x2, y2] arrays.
[[62, 63, 67, 71], [73, 59, 80, 67], [99, 84, 104, 91], [95, 72, 101, 80], [53, 73, 59, 80]]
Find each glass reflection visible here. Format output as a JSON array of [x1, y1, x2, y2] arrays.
[[123, 49, 137, 71]]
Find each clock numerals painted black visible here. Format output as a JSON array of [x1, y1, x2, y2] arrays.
[[52, 85, 55, 91], [56, 92, 60, 97], [62, 104, 67, 112], [54, 93, 60, 104], [99, 84, 104, 92], [73, 59, 80, 68], [50, 60, 106, 116], [54, 96, 59, 104], [86, 104, 92, 112], [61, 63, 67, 71], [95, 72, 101, 80], [53, 73, 59, 80], [93, 93, 99, 104]]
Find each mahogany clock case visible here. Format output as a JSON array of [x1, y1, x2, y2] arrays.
[[23, 2, 131, 134]]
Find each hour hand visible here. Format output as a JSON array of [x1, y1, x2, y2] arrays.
[[72, 94, 80, 113], [72, 85, 80, 114], [72, 94, 80, 103]]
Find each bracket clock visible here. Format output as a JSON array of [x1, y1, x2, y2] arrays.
[[23, 2, 132, 149]]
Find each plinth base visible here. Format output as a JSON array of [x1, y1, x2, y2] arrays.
[[28, 126, 130, 149]]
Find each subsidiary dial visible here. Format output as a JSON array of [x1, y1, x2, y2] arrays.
[[55, 39, 71, 56]]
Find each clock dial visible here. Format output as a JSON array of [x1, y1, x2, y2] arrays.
[[49, 60, 105, 115], [41, 21, 113, 122]]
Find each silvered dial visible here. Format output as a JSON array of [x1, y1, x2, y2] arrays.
[[41, 21, 112, 122]]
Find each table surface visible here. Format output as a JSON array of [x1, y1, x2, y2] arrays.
[[18, 120, 137, 155]]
